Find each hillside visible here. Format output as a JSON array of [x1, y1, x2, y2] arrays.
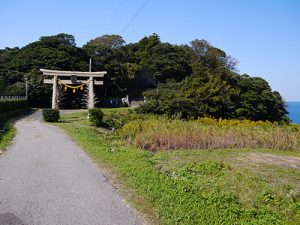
[[0, 33, 288, 121]]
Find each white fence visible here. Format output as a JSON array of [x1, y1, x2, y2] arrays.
[[0, 96, 26, 100]]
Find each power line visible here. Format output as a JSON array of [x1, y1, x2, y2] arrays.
[[107, 0, 125, 29], [118, 0, 151, 35]]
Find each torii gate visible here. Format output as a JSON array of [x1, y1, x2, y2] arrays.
[[41, 69, 106, 109]]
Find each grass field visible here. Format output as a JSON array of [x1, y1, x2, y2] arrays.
[[56, 111, 300, 225]]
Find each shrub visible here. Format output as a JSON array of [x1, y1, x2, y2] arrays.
[[0, 99, 28, 114], [88, 108, 104, 127], [102, 110, 150, 129], [42, 108, 60, 122], [0, 99, 29, 128]]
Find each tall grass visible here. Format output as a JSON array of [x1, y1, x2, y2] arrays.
[[118, 117, 300, 151]]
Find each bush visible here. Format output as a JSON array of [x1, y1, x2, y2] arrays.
[[89, 108, 104, 127], [102, 110, 149, 129], [0, 99, 28, 114], [42, 108, 60, 122], [0, 99, 29, 128]]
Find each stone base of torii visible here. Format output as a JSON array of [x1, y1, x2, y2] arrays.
[[41, 69, 106, 109]]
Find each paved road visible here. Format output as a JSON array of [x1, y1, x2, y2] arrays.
[[0, 111, 143, 225]]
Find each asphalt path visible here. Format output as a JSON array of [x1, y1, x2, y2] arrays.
[[0, 111, 143, 225]]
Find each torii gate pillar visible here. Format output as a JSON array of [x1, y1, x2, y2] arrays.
[[88, 76, 94, 109], [52, 75, 58, 109]]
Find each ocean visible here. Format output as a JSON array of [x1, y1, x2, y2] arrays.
[[287, 102, 300, 124]]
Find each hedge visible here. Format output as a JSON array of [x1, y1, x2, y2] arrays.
[[0, 99, 28, 114]]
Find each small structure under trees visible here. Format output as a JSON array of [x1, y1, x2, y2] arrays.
[[41, 69, 106, 109]]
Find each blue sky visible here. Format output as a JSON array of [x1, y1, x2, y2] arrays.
[[1, 0, 300, 101]]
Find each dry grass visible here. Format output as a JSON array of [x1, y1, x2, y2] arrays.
[[118, 117, 300, 151]]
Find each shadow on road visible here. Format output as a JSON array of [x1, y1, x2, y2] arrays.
[[0, 213, 26, 225]]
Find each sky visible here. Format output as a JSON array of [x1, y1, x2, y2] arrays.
[[1, 0, 300, 101]]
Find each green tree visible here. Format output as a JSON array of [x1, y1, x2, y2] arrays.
[[39, 33, 76, 47], [0, 77, 5, 94], [235, 75, 288, 121], [3, 82, 25, 96], [83, 35, 135, 97], [150, 43, 192, 82], [135, 33, 161, 68], [0, 34, 89, 106], [0, 32, 289, 121]]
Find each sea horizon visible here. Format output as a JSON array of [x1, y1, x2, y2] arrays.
[[286, 101, 300, 124]]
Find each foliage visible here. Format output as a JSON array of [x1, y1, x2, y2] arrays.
[[83, 34, 125, 51], [88, 108, 104, 127], [27, 68, 52, 107], [1, 82, 25, 96], [56, 111, 300, 225], [0, 33, 89, 107], [190, 39, 237, 71], [134, 34, 193, 83], [102, 110, 152, 129], [138, 37, 287, 122], [0, 99, 28, 114], [140, 72, 288, 122], [0, 33, 288, 121], [102, 111, 132, 129], [235, 75, 288, 121], [42, 108, 60, 122], [138, 87, 200, 119], [39, 33, 76, 47], [117, 117, 299, 151]]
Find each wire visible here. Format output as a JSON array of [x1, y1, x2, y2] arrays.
[[107, 0, 125, 29], [118, 0, 151, 35]]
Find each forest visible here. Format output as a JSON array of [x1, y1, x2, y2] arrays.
[[0, 33, 288, 122]]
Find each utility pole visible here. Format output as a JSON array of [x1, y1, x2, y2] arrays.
[[88, 58, 94, 108], [25, 77, 28, 100]]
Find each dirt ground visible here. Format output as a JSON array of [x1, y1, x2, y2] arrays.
[[248, 152, 300, 170]]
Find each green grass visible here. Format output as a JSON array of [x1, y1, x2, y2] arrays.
[[0, 122, 16, 153], [56, 111, 300, 225], [0, 108, 35, 154], [102, 107, 131, 114]]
